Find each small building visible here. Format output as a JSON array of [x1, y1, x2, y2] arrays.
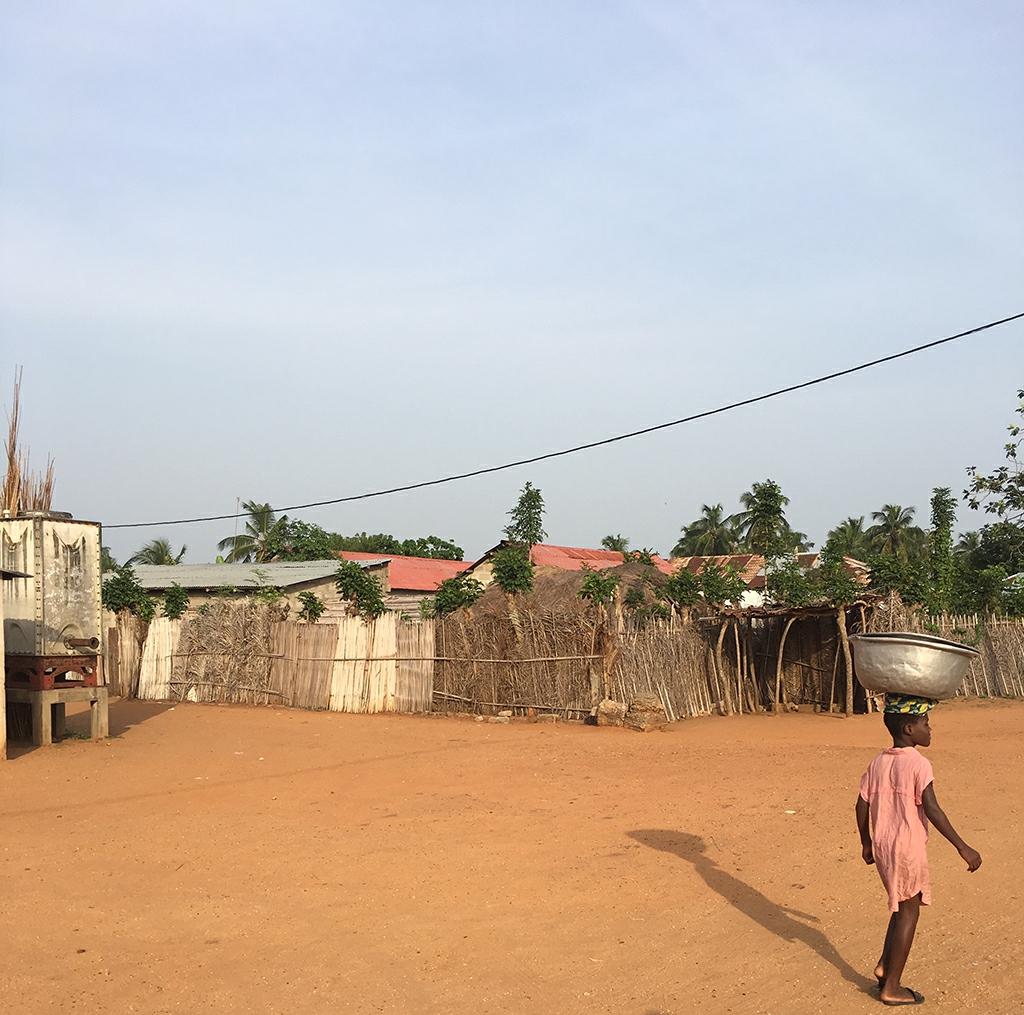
[[1, 566, 34, 761], [124, 560, 389, 622], [338, 551, 471, 616], [465, 542, 676, 587]]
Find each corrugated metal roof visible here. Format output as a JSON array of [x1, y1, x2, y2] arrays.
[[671, 554, 765, 585], [338, 551, 470, 591], [123, 560, 387, 591]]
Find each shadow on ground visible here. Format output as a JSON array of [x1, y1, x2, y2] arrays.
[[5, 698, 176, 758], [628, 829, 874, 995]]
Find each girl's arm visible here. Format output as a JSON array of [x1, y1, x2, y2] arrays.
[[922, 783, 982, 872], [855, 796, 873, 864]]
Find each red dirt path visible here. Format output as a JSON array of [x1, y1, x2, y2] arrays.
[[1, 700, 1019, 1014]]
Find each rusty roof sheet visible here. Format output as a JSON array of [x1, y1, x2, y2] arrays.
[[529, 544, 676, 575], [338, 551, 471, 592]]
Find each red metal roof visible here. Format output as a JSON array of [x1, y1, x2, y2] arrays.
[[671, 554, 765, 586], [529, 544, 676, 575], [338, 551, 471, 591]]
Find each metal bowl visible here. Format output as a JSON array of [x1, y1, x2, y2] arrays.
[[849, 632, 979, 699]]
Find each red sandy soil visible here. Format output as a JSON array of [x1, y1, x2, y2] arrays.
[[1, 699, 1019, 1014]]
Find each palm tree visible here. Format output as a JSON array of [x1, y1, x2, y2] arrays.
[[826, 517, 869, 559], [217, 501, 288, 563], [601, 534, 630, 553], [867, 505, 924, 560], [734, 480, 794, 555], [955, 530, 981, 564], [672, 504, 740, 557], [129, 537, 187, 566]]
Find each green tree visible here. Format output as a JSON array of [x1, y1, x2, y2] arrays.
[[955, 530, 982, 565], [826, 517, 870, 559], [734, 480, 798, 556], [672, 504, 740, 556], [866, 504, 924, 560], [504, 481, 546, 548], [128, 538, 187, 566], [101, 565, 156, 621], [927, 488, 957, 613], [335, 561, 387, 619], [698, 560, 746, 606], [966, 386, 1024, 529], [432, 574, 485, 616], [162, 583, 190, 619], [297, 591, 326, 623], [579, 566, 620, 604], [491, 546, 534, 594], [217, 501, 288, 563], [101, 546, 118, 572], [600, 534, 630, 553], [661, 568, 701, 607]]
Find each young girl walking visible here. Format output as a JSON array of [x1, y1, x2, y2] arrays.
[[856, 694, 982, 1006]]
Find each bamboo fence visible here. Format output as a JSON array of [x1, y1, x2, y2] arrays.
[[103, 596, 1024, 722]]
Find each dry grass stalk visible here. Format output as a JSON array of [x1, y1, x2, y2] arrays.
[[2, 369, 56, 515], [173, 600, 289, 705]]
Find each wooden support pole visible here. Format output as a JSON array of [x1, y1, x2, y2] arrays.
[[837, 606, 854, 716], [774, 615, 796, 714]]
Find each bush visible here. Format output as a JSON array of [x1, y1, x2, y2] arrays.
[[335, 561, 388, 619], [163, 582, 190, 619], [433, 575, 485, 616], [297, 591, 326, 623], [661, 569, 701, 607], [102, 565, 156, 621], [491, 547, 534, 595], [578, 566, 620, 605]]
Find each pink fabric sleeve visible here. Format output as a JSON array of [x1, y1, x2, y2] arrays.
[[859, 768, 870, 802], [913, 755, 935, 805]]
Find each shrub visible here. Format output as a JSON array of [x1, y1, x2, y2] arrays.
[[163, 582, 190, 619], [297, 591, 326, 623], [335, 560, 388, 619], [578, 566, 620, 605], [433, 574, 485, 616], [491, 547, 534, 595]]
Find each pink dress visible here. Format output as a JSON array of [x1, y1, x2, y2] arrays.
[[859, 747, 934, 913]]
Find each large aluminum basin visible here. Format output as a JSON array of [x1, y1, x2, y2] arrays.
[[849, 632, 979, 699]]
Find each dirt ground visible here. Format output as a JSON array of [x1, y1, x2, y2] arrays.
[[1, 699, 1020, 1015]]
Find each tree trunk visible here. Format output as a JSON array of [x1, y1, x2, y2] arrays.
[[732, 620, 743, 715], [774, 615, 796, 714], [837, 606, 854, 716], [715, 620, 733, 715]]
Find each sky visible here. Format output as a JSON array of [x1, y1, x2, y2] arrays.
[[2, 1, 1022, 565]]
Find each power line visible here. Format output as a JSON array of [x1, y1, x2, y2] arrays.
[[107, 311, 1024, 530]]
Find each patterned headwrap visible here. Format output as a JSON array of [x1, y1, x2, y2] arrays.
[[883, 693, 937, 715]]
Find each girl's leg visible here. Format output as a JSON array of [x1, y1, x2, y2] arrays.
[[875, 912, 899, 983], [880, 894, 922, 1004]]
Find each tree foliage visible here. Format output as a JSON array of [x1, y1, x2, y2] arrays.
[[432, 574, 485, 616], [217, 501, 287, 563], [578, 566, 620, 604], [927, 487, 957, 613], [162, 582, 190, 619], [504, 481, 546, 547], [866, 504, 925, 561], [335, 561, 388, 619], [101, 546, 118, 572], [297, 590, 326, 623], [129, 538, 187, 566], [491, 546, 534, 595], [102, 565, 156, 621], [661, 568, 701, 607], [600, 534, 630, 553], [697, 561, 747, 606], [672, 503, 740, 556]]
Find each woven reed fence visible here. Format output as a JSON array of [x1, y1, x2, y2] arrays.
[[104, 597, 1024, 722], [869, 594, 1024, 699], [116, 603, 434, 713]]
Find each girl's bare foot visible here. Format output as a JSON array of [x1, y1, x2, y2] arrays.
[[879, 985, 925, 1006]]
